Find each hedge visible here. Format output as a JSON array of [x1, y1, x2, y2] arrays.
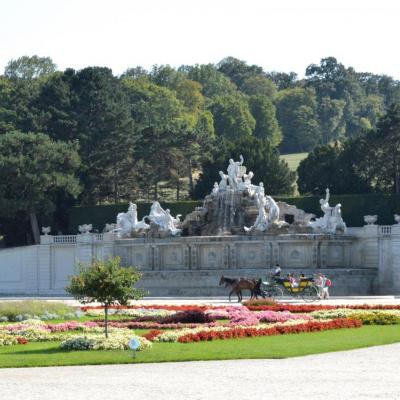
[[67, 194, 400, 234]]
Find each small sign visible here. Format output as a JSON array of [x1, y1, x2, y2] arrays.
[[128, 338, 140, 358]]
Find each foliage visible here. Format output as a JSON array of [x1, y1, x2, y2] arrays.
[[4, 55, 57, 80], [65, 257, 145, 337]]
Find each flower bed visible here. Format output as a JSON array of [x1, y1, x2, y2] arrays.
[[245, 304, 400, 312], [60, 331, 151, 351], [312, 309, 400, 324], [177, 319, 362, 343]]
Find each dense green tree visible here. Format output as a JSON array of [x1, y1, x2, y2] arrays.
[[0, 131, 80, 243], [276, 87, 321, 153], [181, 64, 237, 98], [218, 57, 264, 87], [297, 141, 370, 194], [360, 104, 400, 193], [266, 71, 298, 90], [241, 76, 277, 99], [248, 95, 282, 146], [209, 94, 255, 139], [317, 97, 346, 143], [4, 55, 57, 80], [194, 136, 295, 199], [66, 257, 145, 337]]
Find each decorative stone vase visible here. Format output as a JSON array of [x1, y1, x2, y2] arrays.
[[394, 214, 400, 224], [78, 224, 93, 234], [41, 226, 51, 235], [364, 215, 378, 225]]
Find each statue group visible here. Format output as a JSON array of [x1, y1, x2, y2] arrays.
[[108, 156, 346, 238], [114, 201, 181, 238]]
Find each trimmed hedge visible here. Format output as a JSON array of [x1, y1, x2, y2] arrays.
[[67, 194, 400, 234]]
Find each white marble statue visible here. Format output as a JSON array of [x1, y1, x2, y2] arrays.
[[148, 201, 181, 236], [115, 202, 149, 238], [211, 182, 219, 196], [266, 195, 280, 224], [227, 155, 244, 190], [218, 171, 228, 191], [41, 226, 51, 235], [311, 189, 346, 233], [244, 195, 269, 232], [256, 182, 265, 197]]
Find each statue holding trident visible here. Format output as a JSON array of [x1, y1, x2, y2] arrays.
[[227, 155, 244, 190]]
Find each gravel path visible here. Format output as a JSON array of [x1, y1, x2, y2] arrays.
[[1, 343, 400, 400]]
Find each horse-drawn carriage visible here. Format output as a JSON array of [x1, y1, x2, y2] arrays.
[[261, 276, 319, 302], [220, 274, 320, 302]]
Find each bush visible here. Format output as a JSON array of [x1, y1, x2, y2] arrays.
[[242, 298, 277, 307]]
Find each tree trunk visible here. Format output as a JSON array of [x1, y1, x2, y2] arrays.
[[29, 212, 40, 244], [176, 180, 180, 201], [188, 158, 194, 196], [104, 304, 109, 338]]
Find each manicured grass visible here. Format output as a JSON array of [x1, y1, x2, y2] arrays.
[[1, 325, 399, 368], [280, 152, 308, 172]]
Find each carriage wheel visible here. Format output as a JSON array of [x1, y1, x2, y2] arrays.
[[301, 286, 319, 302], [267, 286, 284, 299]]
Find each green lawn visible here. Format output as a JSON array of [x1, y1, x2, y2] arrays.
[[280, 152, 308, 172], [1, 325, 400, 368]]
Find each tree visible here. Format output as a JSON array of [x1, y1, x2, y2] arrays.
[[276, 88, 321, 153], [194, 136, 295, 198], [248, 95, 282, 146], [65, 257, 145, 338], [209, 94, 255, 139], [4, 55, 57, 80], [241, 76, 277, 99], [362, 104, 400, 193], [181, 64, 237, 98], [0, 131, 81, 243], [317, 97, 346, 143], [217, 57, 264, 87]]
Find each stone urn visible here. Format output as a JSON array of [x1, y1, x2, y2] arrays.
[[41, 226, 51, 235], [364, 215, 378, 225], [394, 214, 400, 224], [78, 224, 93, 234]]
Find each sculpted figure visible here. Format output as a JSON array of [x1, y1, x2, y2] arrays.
[[266, 195, 280, 224], [211, 182, 219, 196], [311, 189, 346, 233], [245, 194, 268, 232], [218, 171, 228, 191], [227, 155, 244, 190], [115, 202, 149, 237], [148, 201, 181, 236]]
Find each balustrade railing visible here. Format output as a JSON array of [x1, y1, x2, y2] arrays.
[[52, 235, 77, 244], [380, 226, 392, 237]]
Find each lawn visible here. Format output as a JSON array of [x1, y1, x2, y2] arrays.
[[1, 325, 399, 368], [280, 152, 308, 172]]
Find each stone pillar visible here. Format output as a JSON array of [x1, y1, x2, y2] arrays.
[[76, 233, 93, 264], [272, 242, 279, 265], [319, 242, 328, 268], [100, 233, 115, 260], [390, 224, 400, 294], [229, 244, 236, 269], [189, 244, 197, 269], [37, 236, 52, 294]]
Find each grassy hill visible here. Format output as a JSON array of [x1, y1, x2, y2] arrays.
[[280, 152, 308, 172]]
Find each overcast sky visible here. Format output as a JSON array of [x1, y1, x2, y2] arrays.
[[2, 0, 400, 79]]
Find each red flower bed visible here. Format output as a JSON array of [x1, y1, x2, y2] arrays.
[[81, 305, 222, 312], [17, 337, 29, 345], [143, 330, 163, 341], [245, 304, 400, 312], [177, 319, 362, 343], [96, 321, 216, 330]]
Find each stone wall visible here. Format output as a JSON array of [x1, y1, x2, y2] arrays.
[[1, 224, 399, 296]]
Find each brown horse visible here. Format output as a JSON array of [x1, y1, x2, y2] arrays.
[[219, 275, 258, 302]]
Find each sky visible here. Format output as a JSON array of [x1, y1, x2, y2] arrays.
[[1, 0, 400, 79]]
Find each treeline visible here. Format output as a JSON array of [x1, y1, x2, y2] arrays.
[[1, 55, 400, 244]]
